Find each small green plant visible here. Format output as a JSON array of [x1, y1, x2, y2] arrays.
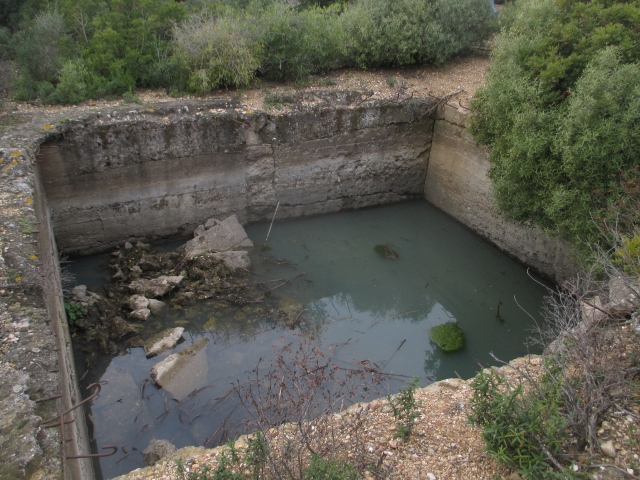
[[429, 322, 465, 352], [320, 77, 337, 86], [388, 377, 420, 442], [122, 90, 142, 104], [64, 302, 86, 324], [386, 76, 396, 87], [468, 364, 571, 479], [264, 93, 288, 110], [18, 217, 34, 234], [302, 454, 358, 480], [246, 432, 268, 479]]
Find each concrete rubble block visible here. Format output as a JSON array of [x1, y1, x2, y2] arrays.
[[580, 295, 606, 325], [210, 251, 251, 273], [204, 218, 219, 229], [151, 338, 210, 399], [128, 275, 184, 298], [184, 214, 253, 260], [130, 308, 151, 321], [72, 284, 102, 306], [142, 439, 176, 467], [147, 299, 166, 314], [0, 365, 42, 479], [109, 316, 139, 340], [143, 327, 184, 358], [609, 276, 640, 312], [193, 225, 206, 237], [127, 294, 149, 311]]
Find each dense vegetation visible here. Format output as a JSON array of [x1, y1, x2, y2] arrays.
[[0, 0, 495, 104], [471, 0, 640, 255]]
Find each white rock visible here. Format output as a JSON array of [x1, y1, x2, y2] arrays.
[[151, 338, 210, 399], [580, 296, 606, 325], [601, 440, 616, 458], [128, 275, 184, 298], [143, 327, 184, 358], [211, 250, 251, 272], [124, 242, 133, 250], [147, 299, 166, 314], [127, 294, 149, 311], [130, 308, 151, 321], [427, 473, 436, 480], [183, 214, 253, 260]]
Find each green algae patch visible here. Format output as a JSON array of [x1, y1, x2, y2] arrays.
[[429, 322, 465, 352]]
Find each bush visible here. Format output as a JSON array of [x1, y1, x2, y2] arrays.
[[387, 377, 420, 442], [468, 365, 569, 479], [249, 2, 346, 81], [429, 322, 465, 352], [11, 10, 67, 86], [340, 0, 495, 68], [302, 455, 358, 480], [174, 13, 261, 92], [471, 0, 640, 254]]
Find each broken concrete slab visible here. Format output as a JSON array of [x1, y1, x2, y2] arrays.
[[210, 250, 251, 273], [183, 215, 253, 260], [143, 327, 184, 358], [147, 299, 166, 314], [127, 294, 149, 311], [130, 308, 151, 321], [128, 275, 184, 298], [150, 338, 210, 399]]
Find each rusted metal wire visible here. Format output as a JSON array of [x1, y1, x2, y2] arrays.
[[42, 382, 117, 473]]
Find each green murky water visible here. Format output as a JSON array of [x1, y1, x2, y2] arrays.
[[69, 200, 551, 479]]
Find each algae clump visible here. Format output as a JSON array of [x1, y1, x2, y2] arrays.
[[429, 322, 465, 352]]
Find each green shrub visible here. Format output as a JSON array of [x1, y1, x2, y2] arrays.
[[429, 322, 465, 352], [64, 301, 86, 324], [468, 366, 570, 479], [174, 13, 261, 92], [302, 454, 358, 480], [11, 10, 67, 92], [387, 377, 420, 442], [471, 0, 640, 254], [249, 2, 346, 81], [340, 0, 495, 68]]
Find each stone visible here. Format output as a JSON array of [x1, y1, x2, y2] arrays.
[[72, 284, 102, 306], [124, 241, 133, 250], [204, 218, 219, 229], [142, 439, 176, 467], [143, 327, 184, 358], [128, 275, 184, 298], [151, 338, 210, 399], [147, 299, 166, 314], [609, 276, 640, 312], [109, 316, 139, 340], [130, 308, 151, 321], [183, 215, 253, 260], [601, 440, 616, 458], [0, 365, 42, 479], [581, 296, 606, 325], [507, 473, 522, 480], [427, 473, 436, 480], [138, 256, 160, 271], [127, 294, 149, 311], [210, 250, 251, 273], [112, 265, 124, 280], [193, 225, 205, 237], [131, 265, 143, 274]]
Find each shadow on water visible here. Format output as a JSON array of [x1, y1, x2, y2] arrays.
[[68, 200, 552, 478]]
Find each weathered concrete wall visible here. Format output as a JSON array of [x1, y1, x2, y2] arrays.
[[38, 96, 436, 255], [424, 103, 577, 282]]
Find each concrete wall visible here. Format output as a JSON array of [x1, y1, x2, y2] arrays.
[[424, 103, 577, 282], [38, 98, 435, 256]]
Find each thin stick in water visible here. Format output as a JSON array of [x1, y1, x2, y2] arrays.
[[265, 201, 280, 244]]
